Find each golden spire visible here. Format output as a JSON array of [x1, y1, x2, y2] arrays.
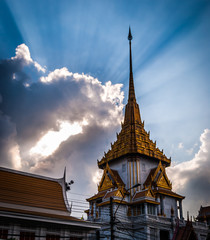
[[97, 28, 171, 169], [128, 27, 136, 102], [124, 27, 141, 125]]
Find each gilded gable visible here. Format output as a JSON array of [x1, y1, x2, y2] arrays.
[[98, 172, 114, 192], [157, 174, 172, 190]]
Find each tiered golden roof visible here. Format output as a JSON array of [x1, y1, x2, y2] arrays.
[[98, 28, 171, 168]]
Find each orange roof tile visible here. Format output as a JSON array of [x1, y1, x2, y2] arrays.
[[0, 167, 70, 214]]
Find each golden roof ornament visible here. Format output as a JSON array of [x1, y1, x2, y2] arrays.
[[98, 28, 171, 168]]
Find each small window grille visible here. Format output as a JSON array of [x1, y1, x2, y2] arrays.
[[127, 206, 132, 216]]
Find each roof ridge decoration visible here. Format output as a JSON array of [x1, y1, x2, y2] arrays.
[[98, 28, 171, 168]]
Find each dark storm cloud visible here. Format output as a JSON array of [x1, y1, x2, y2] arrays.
[[0, 44, 124, 177], [0, 112, 17, 168]]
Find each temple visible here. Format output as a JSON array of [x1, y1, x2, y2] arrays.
[[86, 28, 208, 240]]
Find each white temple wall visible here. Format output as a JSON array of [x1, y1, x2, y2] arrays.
[[163, 196, 178, 218], [109, 158, 128, 188], [140, 157, 159, 186], [108, 157, 160, 192]]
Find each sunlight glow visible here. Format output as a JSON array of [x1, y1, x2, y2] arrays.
[[10, 144, 22, 170], [30, 120, 87, 157], [92, 170, 103, 185]]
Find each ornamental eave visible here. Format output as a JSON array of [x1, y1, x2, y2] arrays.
[[98, 151, 171, 169]]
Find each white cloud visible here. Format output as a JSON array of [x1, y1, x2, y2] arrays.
[[11, 44, 46, 73], [40, 67, 72, 83], [186, 147, 194, 155], [178, 142, 184, 149], [92, 169, 103, 185], [29, 120, 87, 157], [167, 129, 210, 217], [0, 43, 125, 179]]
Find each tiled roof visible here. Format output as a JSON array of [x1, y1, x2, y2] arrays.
[[98, 72, 171, 168], [133, 190, 148, 199], [103, 190, 118, 199], [86, 190, 107, 201], [197, 206, 210, 218], [0, 167, 70, 214], [98, 122, 171, 167], [154, 188, 184, 199], [175, 221, 198, 240]]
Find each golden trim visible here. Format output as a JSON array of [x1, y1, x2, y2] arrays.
[[129, 161, 131, 190], [133, 160, 135, 194], [130, 200, 160, 205], [98, 200, 127, 207], [154, 190, 185, 199], [136, 160, 139, 191]]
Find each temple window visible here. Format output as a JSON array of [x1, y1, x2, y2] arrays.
[[148, 204, 156, 215], [0, 229, 8, 239], [127, 206, 132, 216], [131, 204, 144, 216], [20, 232, 35, 240], [46, 235, 60, 240]]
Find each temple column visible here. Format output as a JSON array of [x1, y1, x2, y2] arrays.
[[93, 202, 96, 218], [179, 200, 183, 220], [157, 195, 160, 215], [144, 203, 148, 215], [11, 224, 19, 240], [157, 229, 160, 240], [89, 203, 93, 220], [146, 227, 150, 240], [155, 205, 158, 216]]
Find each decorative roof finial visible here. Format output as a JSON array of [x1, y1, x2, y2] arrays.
[[128, 27, 135, 101], [128, 26, 133, 41]]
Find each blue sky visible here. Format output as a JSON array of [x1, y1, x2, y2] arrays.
[[0, 0, 210, 218]]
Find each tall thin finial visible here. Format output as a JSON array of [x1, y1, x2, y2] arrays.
[[128, 26, 133, 41], [128, 27, 136, 101]]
